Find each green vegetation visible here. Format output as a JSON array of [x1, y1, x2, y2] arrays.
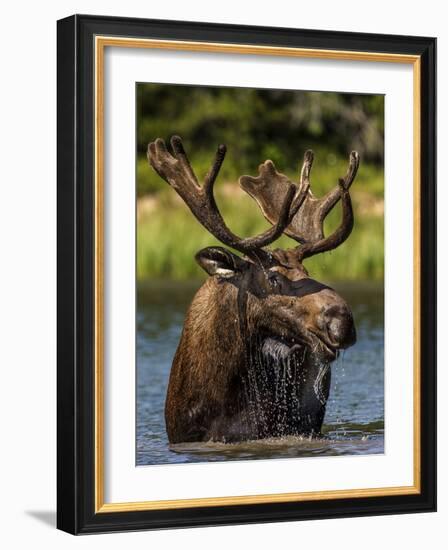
[[136, 85, 384, 281]]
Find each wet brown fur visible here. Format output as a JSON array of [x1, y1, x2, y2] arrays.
[[165, 255, 355, 444], [165, 278, 247, 443]]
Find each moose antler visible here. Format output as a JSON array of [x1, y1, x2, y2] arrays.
[[147, 136, 309, 263], [240, 150, 360, 260]]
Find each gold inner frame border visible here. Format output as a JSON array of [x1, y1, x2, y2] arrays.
[[94, 35, 421, 513]]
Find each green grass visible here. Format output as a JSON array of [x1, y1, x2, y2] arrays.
[[137, 161, 384, 281]]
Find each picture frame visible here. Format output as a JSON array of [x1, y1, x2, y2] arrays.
[[57, 14, 436, 534]]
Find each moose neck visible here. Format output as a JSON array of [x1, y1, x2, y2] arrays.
[[178, 277, 247, 389]]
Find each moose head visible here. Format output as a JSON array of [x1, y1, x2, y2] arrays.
[[147, 136, 359, 444]]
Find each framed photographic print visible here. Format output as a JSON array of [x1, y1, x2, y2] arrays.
[[57, 14, 436, 534]]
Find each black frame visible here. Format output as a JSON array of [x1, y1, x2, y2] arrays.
[[57, 14, 436, 534]]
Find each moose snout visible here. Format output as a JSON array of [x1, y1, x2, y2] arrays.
[[318, 304, 356, 349]]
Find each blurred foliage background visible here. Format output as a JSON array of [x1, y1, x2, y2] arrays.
[[136, 84, 384, 281]]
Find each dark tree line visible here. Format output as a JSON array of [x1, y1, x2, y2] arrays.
[[137, 84, 384, 181]]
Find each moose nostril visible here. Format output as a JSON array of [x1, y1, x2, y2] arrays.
[[320, 305, 355, 346], [328, 316, 344, 336]]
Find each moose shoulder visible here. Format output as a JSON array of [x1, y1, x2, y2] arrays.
[[147, 136, 359, 444]]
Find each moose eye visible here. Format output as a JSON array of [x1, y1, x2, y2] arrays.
[[267, 272, 281, 288]]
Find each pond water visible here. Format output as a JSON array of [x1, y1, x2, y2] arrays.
[[136, 280, 384, 465]]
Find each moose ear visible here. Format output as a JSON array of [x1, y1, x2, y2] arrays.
[[195, 247, 247, 278]]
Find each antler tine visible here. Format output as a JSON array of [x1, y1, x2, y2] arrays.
[[297, 182, 354, 260], [170, 135, 200, 186], [295, 151, 359, 260], [147, 136, 298, 262], [340, 151, 360, 190], [203, 143, 227, 199], [316, 150, 360, 217], [300, 149, 314, 186], [147, 137, 200, 204], [288, 149, 314, 226]]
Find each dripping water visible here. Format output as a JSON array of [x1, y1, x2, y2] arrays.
[[313, 362, 331, 405], [242, 334, 315, 438]]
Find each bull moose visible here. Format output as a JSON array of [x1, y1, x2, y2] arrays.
[[147, 136, 359, 444]]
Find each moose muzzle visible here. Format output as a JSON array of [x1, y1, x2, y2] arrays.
[[318, 304, 356, 350]]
